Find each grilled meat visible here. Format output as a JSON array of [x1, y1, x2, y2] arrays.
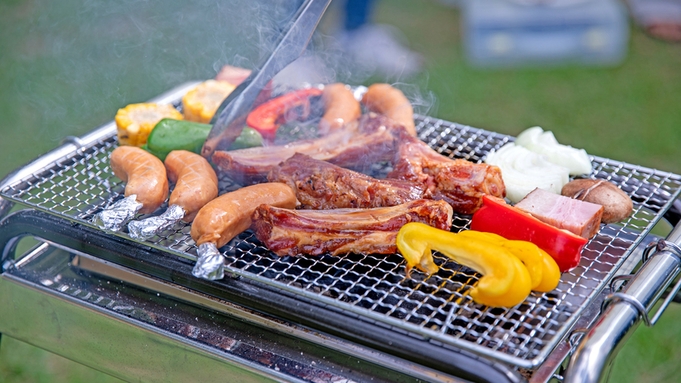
[[515, 187, 603, 239], [267, 153, 425, 209], [388, 127, 505, 215], [251, 199, 453, 257], [211, 114, 395, 184], [213, 113, 505, 215]]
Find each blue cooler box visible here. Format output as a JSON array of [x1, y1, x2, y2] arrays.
[[462, 0, 630, 67]]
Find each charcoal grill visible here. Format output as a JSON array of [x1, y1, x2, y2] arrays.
[[2, 82, 681, 383]]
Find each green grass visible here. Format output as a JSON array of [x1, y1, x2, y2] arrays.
[[375, 1, 681, 174], [610, 303, 681, 383], [1, 1, 681, 382]]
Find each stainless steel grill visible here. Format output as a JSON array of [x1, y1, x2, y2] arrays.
[[2, 84, 681, 378]]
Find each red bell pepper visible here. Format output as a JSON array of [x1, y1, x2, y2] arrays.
[[470, 195, 587, 272], [246, 87, 323, 140]]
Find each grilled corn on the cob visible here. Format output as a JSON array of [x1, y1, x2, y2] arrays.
[[182, 80, 236, 123], [115, 103, 183, 147]]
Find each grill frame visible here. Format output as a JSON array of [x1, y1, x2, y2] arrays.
[[2, 83, 680, 370], [0, 209, 529, 383]]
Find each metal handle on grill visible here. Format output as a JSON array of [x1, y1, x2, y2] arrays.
[[564, 222, 681, 383]]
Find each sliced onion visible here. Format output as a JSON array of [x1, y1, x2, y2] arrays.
[[485, 143, 569, 203], [515, 126, 592, 176]]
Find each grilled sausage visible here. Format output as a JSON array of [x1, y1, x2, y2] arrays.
[[361, 83, 415, 136], [319, 83, 362, 134], [110, 146, 169, 214], [215, 65, 252, 85], [191, 183, 298, 248], [164, 150, 219, 222]]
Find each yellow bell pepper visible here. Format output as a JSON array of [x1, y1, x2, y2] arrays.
[[396, 222, 533, 307], [455, 231, 560, 293]]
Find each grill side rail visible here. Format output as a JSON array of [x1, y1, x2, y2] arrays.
[[564, 222, 681, 383]]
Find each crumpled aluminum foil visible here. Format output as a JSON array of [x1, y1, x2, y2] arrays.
[[92, 195, 143, 231], [128, 204, 185, 240], [192, 242, 225, 280]]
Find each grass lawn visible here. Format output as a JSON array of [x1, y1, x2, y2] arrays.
[[1, 1, 680, 382]]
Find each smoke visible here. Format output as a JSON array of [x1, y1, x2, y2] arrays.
[[1, 0, 436, 178], [3, 1, 312, 143], [392, 78, 438, 119]]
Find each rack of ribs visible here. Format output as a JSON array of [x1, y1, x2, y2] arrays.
[[213, 113, 505, 214], [211, 114, 396, 184], [250, 199, 453, 257], [267, 153, 425, 209], [388, 127, 505, 215]]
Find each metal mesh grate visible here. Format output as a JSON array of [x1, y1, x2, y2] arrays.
[[2, 114, 681, 369]]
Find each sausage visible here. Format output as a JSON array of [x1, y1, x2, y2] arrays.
[[319, 83, 362, 134], [361, 83, 415, 136], [110, 146, 168, 214], [191, 183, 298, 248], [215, 65, 252, 85], [214, 65, 272, 105], [164, 150, 219, 222]]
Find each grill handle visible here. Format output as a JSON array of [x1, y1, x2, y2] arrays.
[[564, 221, 681, 383]]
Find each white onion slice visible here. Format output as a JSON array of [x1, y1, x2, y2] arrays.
[[485, 143, 569, 203], [515, 126, 592, 176]]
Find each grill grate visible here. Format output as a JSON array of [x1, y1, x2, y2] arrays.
[[3, 113, 681, 369]]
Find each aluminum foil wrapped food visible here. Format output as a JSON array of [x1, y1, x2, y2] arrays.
[[127, 204, 185, 240], [92, 195, 143, 232]]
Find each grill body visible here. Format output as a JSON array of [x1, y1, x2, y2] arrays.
[[0, 236, 472, 383], [2, 83, 681, 383]]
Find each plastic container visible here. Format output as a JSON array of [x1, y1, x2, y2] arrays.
[[462, 0, 630, 67]]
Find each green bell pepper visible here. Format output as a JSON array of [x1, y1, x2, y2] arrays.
[[230, 125, 264, 150], [143, 118, 262, 160]]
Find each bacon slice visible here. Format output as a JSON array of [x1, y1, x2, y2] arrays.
[[515, 187, 603, 239], [211, 114, 396, 184], [251, 199, 453, 257], [388, 127, 506, 215], [267, 153, 425, 209]]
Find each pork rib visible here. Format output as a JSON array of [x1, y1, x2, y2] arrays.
[[267, 153, 425, 209], [251, 199, 453, 257], [388, 127, 505, 215], [211, 114, 396, 184], [214, 113, 505, 214]]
